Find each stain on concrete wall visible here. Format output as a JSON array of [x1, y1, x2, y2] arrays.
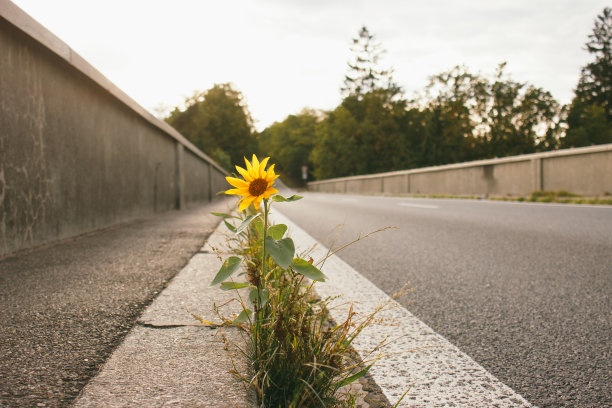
[[0, 29, 52, 254]]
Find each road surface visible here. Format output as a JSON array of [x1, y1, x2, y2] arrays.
[[275, 193, 611, 407], [0, 200, 231, 407]]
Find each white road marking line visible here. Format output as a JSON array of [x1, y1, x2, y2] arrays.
[[399, 202, 439, 209], [270, 209, 532, 407]]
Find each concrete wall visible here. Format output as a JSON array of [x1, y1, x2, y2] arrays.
[[0, 1, 228, 257], [308, 144, 612, 198]]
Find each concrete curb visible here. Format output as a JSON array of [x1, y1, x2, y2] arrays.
[[73, 220, 254, 407]]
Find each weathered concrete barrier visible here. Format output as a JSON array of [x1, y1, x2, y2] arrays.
[[308, 144, 612, 197], [0, 1, 228, 257]]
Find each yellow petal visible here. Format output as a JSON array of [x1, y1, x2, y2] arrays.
[[259, 157, 270, 178], [251, 154, 259, 169], [244, 156, 253, 175], [252, 195, 264, 210], [246, 156, 258, 180], [235, 165, 251, 181], [262, 188, 278, 199], [265, 164, 276, 180], [238, 195, 256, 212], [226, 177, 249, 189], [225, 188, 248, 196]]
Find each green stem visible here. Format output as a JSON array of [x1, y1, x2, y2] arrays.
[[262, 198, 269, 286], [255, 199, 269, 362]]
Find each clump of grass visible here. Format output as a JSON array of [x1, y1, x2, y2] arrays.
[[490, 191, 612, 205], [209, 198, 385, 407], [529, 190, 579, 201]]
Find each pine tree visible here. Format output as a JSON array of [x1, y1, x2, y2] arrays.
[[563, 7, 612, 147], [341, 26, 401, 99]]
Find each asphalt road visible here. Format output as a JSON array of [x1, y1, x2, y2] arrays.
[[275, 193, 612, 408], [0, 200, 231, 407]]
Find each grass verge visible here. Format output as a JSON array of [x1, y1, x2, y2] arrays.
[[490, 190, 612, 205]]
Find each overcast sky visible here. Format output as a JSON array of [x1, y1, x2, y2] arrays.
[[11, 0, 611, 130]]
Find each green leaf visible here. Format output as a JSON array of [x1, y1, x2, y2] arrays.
[[211, 256, 242, 286], [291, 258, 327, 282], [264, 237, 295, 269], [220, 281, 252, 291], [211, 212, 240, 219], [236, 214, 260, 234], [267, 224, 287, 240], [252, 217, 264, 238], [233, 308, 252, 324], [271, 194, 303, 202], [249, 288, 269, 307], [334, 363, 374, 389], [224, 220, 236, 233]]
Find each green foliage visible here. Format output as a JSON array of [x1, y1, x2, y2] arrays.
[[258, 110, 319, 186], [562, 7, 612, 147], [236, 214, 260, 234], [165, 83, 258, 170], [341, 26, 401, 99], [249, 287, 269, 308], [220, 282, 252, 291], [267, 224, 287, 240], [264, 237, 295, 269], [311, 91, 411, 179], [233, 308, 252, 325], [564, 103, 611, 147], [211, 196, 385, 407], [259, 25, 572, 182], [425, 63, 561, 161], [211, 256, 242, 286], [490, 191, 612, 205], [307, 62, 562, 180], [291, 258, 327, 282], [271, 194, 303, 202], [167, 16, 609, 185]]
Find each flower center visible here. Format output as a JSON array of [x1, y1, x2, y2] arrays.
[[248, 178, 268, 196]]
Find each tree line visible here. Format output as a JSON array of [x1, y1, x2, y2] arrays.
[[166, 7, 611, 186]]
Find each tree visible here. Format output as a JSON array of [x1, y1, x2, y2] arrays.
[[259, 109, 320, 186], [423, 65, 481, 165], [165, 83, 257, 170], [311, 90, 409, 179], [425, 64, 561, 162], [562, 7, 612, 147], [341, 26, 401, 100], [308, 27, 411, 180]]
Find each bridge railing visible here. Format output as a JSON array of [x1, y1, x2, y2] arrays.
[[307, 144, 612, 198], [0, 1, 228, 257]]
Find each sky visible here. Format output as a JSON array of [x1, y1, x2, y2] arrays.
[[10, 0, 611, 131]]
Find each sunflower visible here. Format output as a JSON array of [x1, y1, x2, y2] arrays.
[[225, 155, 279, 211]]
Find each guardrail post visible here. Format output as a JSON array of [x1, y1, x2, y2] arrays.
[[174, 143, 184, 209], [532, 158, 543, 192], [208, 163, 213, 202], [483, 165, 494, 198]]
